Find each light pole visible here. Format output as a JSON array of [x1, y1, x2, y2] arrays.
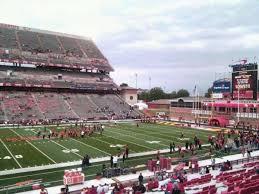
[[237, 87, 240, 123]]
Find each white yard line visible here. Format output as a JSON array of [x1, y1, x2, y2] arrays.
[[106, 128, 169, 147], [9, 129, 57, 164], [92, 137, 137, 153], [71, 138, 110, 156], [51, 140, 83, 159], [113, 126, 184, 145], [0, 138, 22, 168], [29, 127, 83, 160], [103, 133, 154, 150]]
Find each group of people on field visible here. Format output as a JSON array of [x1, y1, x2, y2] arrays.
[[169, 132, 203, 159], [36, 124, 104, 140]]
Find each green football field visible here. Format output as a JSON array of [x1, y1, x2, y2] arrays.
[[0, 122, 218, 193]]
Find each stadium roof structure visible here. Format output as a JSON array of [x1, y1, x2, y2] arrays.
[[0, 23, 113, 72]]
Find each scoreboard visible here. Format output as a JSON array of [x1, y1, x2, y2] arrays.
[[231, 63, 258, 100]]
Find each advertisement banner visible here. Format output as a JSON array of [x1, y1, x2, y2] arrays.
[[212, 93, 223, 99], [213, 81, 231, 93]]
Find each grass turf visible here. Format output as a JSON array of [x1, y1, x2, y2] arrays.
[[0, 122, 218, 193]]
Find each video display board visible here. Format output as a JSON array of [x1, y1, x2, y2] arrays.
[[232, 69, 257, 100]]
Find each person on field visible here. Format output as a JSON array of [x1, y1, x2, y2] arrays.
[[110, 155, 113, 168], [156, 150, 160, 160], [125, 145, 129, 158], [122, 153, 126, 163], [241, 146, 245, 157], [81, 130, 85, 138], [185, 141, 189, 150], [172, 142, 175, 152], [170, 143, 173, 154], [113, 155, 118, 168], [37, 131, 41, 138]]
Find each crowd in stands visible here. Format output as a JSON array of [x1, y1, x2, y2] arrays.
[[0, 66, 116, 91], [0, 91, 140, 123], [0, 25, 112, 71]]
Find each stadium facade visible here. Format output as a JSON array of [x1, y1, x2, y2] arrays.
[[170, 62, 259, 128], [0, 23, 140, 124]]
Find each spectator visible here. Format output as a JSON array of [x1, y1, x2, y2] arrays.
[[172, 181, 180, 194], [138, 173, 144, 184], [205, 166, 210, 174], [89, 185, 97, 194], [132, 183, 138, 194], [40, 187, 48, 194], [241, 146, 245, 157], [103, 183, 109, 193], [211, 157, 215, 170], [138, 183, 146, 193], [65, 185, 69, 194], [113, 155, 118, 168], [97, 184, 103, 194], [112, 184, 120, 194]]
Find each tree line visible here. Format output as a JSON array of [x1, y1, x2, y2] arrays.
[[138, 87, 190, 101]]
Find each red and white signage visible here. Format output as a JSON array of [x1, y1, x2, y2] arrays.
[[63, 170, 85, 185]]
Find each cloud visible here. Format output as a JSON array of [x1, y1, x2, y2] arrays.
[[239, 34, 259, 48], [0, 0, 258, 93]]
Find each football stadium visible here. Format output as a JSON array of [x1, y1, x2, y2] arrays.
[[1, 2, 259, 194]]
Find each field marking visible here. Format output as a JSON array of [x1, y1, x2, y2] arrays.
[[145, 123, 214, 137], [121, 123, 212, 138], [51, 140, 83, 159], [0, 138, 22, 168], [92, 137, 137, 153], [9, 129, 57, 164], [116, 125, 184, 145], [106, 127, 169, 147], [103, 133, 154, 150], [71, 138, 110, 156], [131, 125, 203, 144], [120, 124, 212, 143], [121, 124, 190, 142]]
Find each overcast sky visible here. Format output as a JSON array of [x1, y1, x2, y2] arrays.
[[0, 0, 259, 94]]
